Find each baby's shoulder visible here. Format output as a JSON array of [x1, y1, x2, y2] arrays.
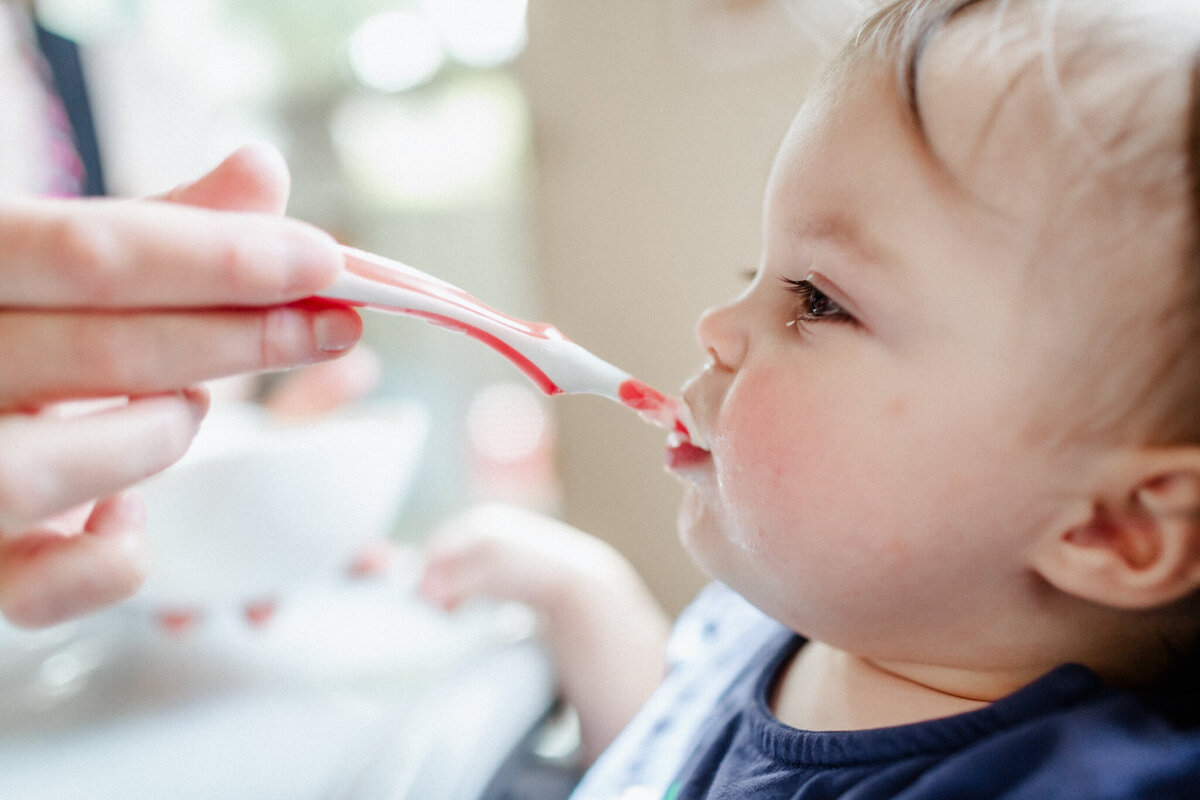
[[1036, 689, 1200, 798], [952, 672, 1200, 799]]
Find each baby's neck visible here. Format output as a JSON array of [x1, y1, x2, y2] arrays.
[[771, 642, 1026, 731]]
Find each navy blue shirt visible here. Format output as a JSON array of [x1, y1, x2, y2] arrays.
[[673, 632, 1200, 799]]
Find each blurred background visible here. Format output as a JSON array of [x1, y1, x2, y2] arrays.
[[0, 1, 872, 796], [40, 0, 842, 614]]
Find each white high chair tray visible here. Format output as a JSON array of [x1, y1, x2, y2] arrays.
[[0, 582, 554, 800]]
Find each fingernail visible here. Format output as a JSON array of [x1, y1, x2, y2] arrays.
[[180, 386, 211, 422], [313, 308, 361, 353]]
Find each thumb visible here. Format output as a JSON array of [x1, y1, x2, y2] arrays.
[[160, 143, 292, 215]]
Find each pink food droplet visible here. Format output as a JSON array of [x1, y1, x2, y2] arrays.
[[158, 608, 201, 636], [244, 599, 278, 628], [348, 541, 394, 578], [618, 379, 688, 436]]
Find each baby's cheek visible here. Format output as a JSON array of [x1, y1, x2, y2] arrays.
[[716, 373, 847, 539]]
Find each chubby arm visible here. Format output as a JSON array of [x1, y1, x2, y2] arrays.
[[419, 503, 671, 764], [0, 145, 362, 628]]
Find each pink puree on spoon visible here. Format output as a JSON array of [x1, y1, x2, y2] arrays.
[[322, 247, 699, 444]]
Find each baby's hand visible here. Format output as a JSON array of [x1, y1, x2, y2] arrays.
[[419, 504, 671, 763], [419, 503, 635, 615]]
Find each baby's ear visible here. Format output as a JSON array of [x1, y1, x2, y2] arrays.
[[1031, 449, 1200, 610]]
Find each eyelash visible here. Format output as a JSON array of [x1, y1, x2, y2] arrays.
[[779, 276, 853, 330]]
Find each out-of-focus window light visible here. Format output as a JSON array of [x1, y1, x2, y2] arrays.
[[466, 383, 549, 465], [670, 0, 869, 69], [347, 9, 445, 93], [40, 0, 285, 196], [422, 0, 529, 69], [330, 73, 529, 210], [33, 0, 127, 42]]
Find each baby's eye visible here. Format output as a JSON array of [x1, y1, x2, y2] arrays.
[[779, 276, 853, 329]]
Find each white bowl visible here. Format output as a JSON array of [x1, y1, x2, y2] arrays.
[[133, 400, 428, 609]]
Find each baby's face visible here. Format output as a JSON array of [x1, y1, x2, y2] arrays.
[[670, 23, 1188, 664]]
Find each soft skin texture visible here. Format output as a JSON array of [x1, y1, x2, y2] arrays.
[[0, 144, 363, 628], [672, 5, 1200, 731], [420, 504, 671, 763]]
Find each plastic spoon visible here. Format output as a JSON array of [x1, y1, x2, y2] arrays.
[[320, 246, 702, 445]]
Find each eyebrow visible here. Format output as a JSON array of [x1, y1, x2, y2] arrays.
[[785, 213, 899, 272]]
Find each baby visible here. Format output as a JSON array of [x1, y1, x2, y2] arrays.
[[422, 0, 1200, 797]]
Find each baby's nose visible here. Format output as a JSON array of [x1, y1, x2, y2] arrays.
[[695, 301, 747, 372]]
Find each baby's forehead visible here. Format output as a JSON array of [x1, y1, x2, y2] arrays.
[[853, 0, 1195, 230]]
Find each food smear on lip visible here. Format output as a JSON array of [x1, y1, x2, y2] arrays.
[[330, 247, 705, 445], [621, 380, 710, 451]]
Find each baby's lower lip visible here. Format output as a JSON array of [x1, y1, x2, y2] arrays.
[[665, 440, 712, 471]]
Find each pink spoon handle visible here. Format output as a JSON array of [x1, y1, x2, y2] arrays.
[[320, 246, 695, 441]]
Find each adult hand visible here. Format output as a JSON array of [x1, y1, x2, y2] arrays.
[[0, 144, 361, 627]]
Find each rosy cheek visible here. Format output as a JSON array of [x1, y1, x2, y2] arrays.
[[721, 366, 842, 468], [713, 371, 825, 541], [713, 365, 884, 562]]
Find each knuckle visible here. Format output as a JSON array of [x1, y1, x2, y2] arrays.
[[258, 308, 307, 370], [214, 237, 253, 290], [453, 536, 496, 565], [214, 236, 276, 299], [46, 215, 123, 302]]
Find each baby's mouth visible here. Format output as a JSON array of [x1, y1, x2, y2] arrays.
[[670, 398, 710, 451], [665, 436, 712, 472]]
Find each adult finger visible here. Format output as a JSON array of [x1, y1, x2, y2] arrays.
[[0, 195, 342, 308], [0, 492, 149, 628], [160, 143, 291, 216], [0, 303, 362, 408], [0, 391, 208, 530]]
